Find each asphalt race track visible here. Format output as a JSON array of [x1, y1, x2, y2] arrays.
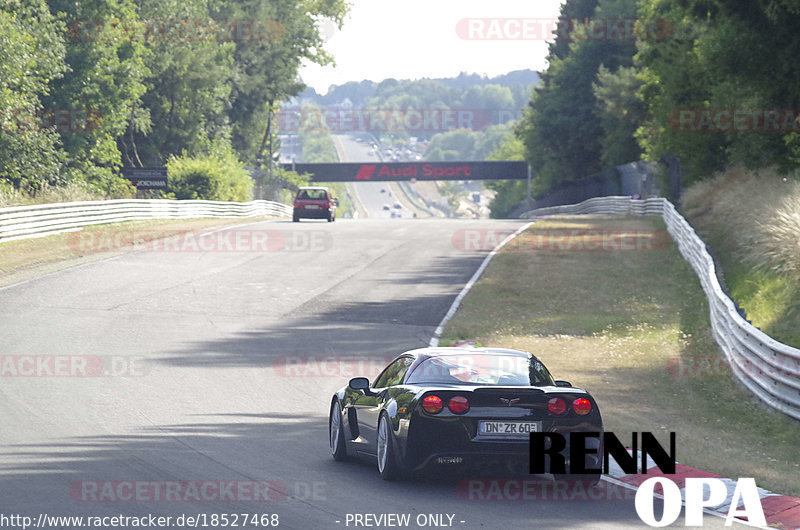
[[0, 219, 747, 529]]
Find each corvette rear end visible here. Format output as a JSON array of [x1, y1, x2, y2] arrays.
[[329, 347, 603, 481], [403, 385, 602, 474]]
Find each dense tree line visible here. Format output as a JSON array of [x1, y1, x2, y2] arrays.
[[498, 0, 800, 215], [424, 123, 515, 162], [302, 70, 540, 109], [0, 0, 347, 200], [290, 74, 538, 149]]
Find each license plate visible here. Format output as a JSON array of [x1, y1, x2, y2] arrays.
[[305, 205, 320, 209], [478, 421, 541, 437]]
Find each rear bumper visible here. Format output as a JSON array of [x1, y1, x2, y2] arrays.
[[413, 445, 530, 472], [295, 208, 331, 218], [404, 415, 603, 473]]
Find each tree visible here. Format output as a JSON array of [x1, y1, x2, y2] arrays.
[[486, 130, 528, 218], [424, 124, 514, 161], [0, 0, 67, 192], [593, 65, 645, 167], [217, 0, 349, 165], [636, 0, 800, 181], [120, 0, 236, 167], [519, 0, 639, 188], [44, 0, 149, 191]]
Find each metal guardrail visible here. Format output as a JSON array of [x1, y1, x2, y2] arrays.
[[0, 199, 292, 243], [521, 196, 800, 421]]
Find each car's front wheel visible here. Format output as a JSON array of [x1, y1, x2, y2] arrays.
[[377, 413, 401, 480], [329, 400, 347, 461]]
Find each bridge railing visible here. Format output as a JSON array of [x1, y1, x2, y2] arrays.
[[0, 199, 292, 243], [521, 196, 800, 421]]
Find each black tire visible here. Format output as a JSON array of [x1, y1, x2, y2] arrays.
[[329, 400, 348, 461], [327, 212, 334, 222], [292, 214, 299, 222], [377, 413, 401, 480]]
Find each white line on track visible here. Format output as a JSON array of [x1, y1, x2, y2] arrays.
[[429, 220, 536, 347]]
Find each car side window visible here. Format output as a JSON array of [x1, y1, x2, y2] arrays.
[[373, 357, 414, 388]]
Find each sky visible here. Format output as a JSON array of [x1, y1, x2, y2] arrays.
[[299, 0, 565, 94]]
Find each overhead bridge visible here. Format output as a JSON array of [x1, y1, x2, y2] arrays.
[[281, 161, 528, 182]]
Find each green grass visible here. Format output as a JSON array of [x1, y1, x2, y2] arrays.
[[441, 216, 800, 496], [681, 168, 800, 347]]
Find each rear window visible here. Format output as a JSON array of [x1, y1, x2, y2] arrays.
[[405, 354, 554, 386], [296, 189, 327, 200]]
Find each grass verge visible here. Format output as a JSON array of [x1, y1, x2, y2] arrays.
[[440, 215, 800, 496], [0, 217, 282, 288], [681, 168, 800, 347]]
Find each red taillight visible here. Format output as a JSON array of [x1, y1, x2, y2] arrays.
[[573, 398, 592, 415], [422, 395, 443, 414], [548, 397, 567, 415], [448, 396, 470, 414]]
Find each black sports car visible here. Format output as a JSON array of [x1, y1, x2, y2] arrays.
[[328, 347, 603, 480]]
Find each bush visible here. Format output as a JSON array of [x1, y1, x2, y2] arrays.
[[0, 179, 121, 207], [167, 146, 252, 202], [681, 167, 800, 278]]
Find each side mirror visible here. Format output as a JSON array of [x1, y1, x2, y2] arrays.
[[555, 380, 572, 388], [349, 377, 370, 390], [333, 198, 339, 207]]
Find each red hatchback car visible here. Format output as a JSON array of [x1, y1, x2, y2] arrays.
[[293, 186, 337, 222]]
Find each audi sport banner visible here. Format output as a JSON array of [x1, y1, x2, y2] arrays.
[[282, 161, 528, 182]]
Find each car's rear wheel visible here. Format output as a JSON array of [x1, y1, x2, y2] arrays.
[[292, 213, 299, 222], [327, 212, 334, 222], [377, 414, 401, 480], [329, 400, 347, 461]]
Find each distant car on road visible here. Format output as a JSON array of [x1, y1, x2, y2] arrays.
[[382, 204, 390, 211], [393, 202, 402, 209], [293, 186, 337, 222], [328, 347, 603, 481]]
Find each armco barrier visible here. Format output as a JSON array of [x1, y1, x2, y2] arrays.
[[0, 199, 292, 243], [521, 196, 800, 421]]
